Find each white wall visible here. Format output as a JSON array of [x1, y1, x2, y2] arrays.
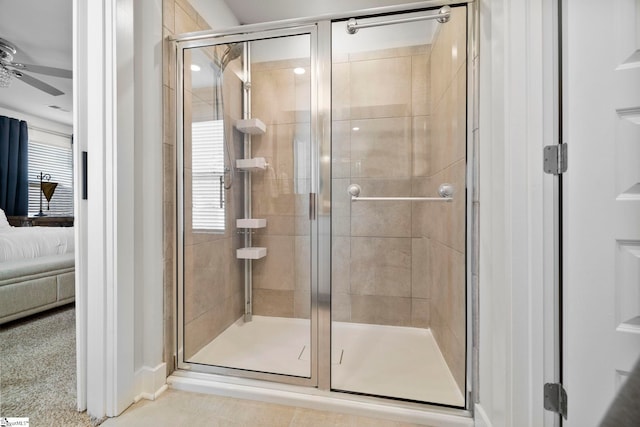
[[0, 106, 72, 135], [76, 0, 165, 418], [477, 0, 557, 425]]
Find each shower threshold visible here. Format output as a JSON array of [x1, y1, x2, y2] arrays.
[[188, 316, 464, 406]]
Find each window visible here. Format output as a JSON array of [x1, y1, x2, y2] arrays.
[[28, 130, 73, 217], [191, 120, 225, 232]]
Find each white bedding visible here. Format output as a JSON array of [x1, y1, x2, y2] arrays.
[[0, 226, 75, 262]]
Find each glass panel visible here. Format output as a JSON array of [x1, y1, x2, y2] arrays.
[[181, 34, 313, 378], [330, 6, 468, 406]]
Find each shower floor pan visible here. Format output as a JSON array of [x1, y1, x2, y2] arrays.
[[189, 315, 464, 406]]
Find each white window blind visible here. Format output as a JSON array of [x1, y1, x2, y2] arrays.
[[192, 120, 225, 232], [28, 140, 74, 216]]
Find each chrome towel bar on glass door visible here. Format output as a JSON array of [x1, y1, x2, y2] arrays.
[[346, 6, 451, 34], [347, 183, 454, 202]]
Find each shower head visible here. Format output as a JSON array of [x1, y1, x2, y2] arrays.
[[220, 43, 243, 70]]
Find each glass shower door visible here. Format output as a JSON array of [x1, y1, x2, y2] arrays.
[[330, 6, 468, 406], [178, 29, 317, 384]]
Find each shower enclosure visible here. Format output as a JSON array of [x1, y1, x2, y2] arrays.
[[175, 1, 474, 411]]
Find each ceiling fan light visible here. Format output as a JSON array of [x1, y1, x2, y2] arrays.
[[0, 66, 12, 88]]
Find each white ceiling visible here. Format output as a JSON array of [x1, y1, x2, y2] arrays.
[[0, 0, 424, 127], [0, 0, 73, 126]]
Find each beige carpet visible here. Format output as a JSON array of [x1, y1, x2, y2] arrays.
[[0, 305, 98, 426]]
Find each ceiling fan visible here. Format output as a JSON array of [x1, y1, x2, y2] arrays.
[[0, 37, 72, 96]]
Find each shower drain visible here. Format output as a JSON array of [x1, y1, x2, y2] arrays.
[[297, 346, 344, 365]]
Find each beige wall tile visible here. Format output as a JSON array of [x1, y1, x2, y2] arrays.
[[294, 235, 310, 291], [451, 66, 468, 164], [164, 256, 175, 374], [350, 179, 412, 238], [163, 0, 175, 33], [331, 236, 351, 295], [411, 298, 431, 328], [350, 117, 412, 179], [411, 237, 430, 299], [251, 57, 309, 72], [163, 143, 176, 206], [350, 295, 411, 326], [331, 62, 350, 121], [412, 115, 431, 178], [295, 70, 311, 124], [429, 7, 467, 108], [410, 177, 433, 238], [331, 293, 351, 322], [252, 124, 295, 178], [348, 45, 428, 62], [351, 237, 411, 297], [163, 201, 176, 258], [163, 28, 175, 89], [332, 121, 351, 179], [253, 289, 294, 317], [294, 290, 310, 319], [294, 215, 310, 236], [184, 306, 223, 358], [412, 54, 430, 117], [350, 56, 411, 120], [252, 235, 295, 291], [175, 0, 198, 22], [251, 67, 297, 125], [163, 86, 176, 146], [251, 178, 296, 217], [431, 316, 465, 393], [331, 178, 351, 237], [255, 215, 295, 236]]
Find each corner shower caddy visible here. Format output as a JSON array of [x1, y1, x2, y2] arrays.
[[234, 113, 267, 322]]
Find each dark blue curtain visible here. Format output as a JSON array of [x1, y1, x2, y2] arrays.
[[0, 116, 29, 216]]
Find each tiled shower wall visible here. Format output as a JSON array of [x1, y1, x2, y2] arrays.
[[163, 0, 245, 364], [330, 43, 435, 328], [249, 57, 312, 319], [418, 7, 467, 392]]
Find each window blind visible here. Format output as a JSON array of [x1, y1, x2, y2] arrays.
[[28, 141, 74, 216], [192, 120, 226, 232]]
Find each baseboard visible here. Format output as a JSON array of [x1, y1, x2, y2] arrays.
[[134, 363, 167, 402], [474, 404, 493, 427], [168, 372, 474, 427]]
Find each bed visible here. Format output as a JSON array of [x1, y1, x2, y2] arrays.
[[0, 209, 75, 324]]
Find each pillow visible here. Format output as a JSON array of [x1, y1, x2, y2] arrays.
[[0, 209, 10, 229]]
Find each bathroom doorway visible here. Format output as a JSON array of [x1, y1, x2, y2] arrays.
[[175, 2, 472, 410]]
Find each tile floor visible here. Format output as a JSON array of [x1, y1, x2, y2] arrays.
[[101, 388, 434, 426]]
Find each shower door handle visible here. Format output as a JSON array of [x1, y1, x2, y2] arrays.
[[217, 174, 224, 208], [309, 192, 316, 220]]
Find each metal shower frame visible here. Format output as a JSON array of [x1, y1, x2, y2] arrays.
[[172, 0, 478, 417]]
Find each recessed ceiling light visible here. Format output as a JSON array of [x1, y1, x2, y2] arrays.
[[293, 67, 305, 75], [352, 127, 360, 131], [191, 64, 201, 72]]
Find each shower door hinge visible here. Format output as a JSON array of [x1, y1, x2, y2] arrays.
[[544, 382, 568, 420], [543, 143, 568, 175]]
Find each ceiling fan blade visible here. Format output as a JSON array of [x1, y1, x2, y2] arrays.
[[16, 73, 64, 96], [18, 63, 72, 79]]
